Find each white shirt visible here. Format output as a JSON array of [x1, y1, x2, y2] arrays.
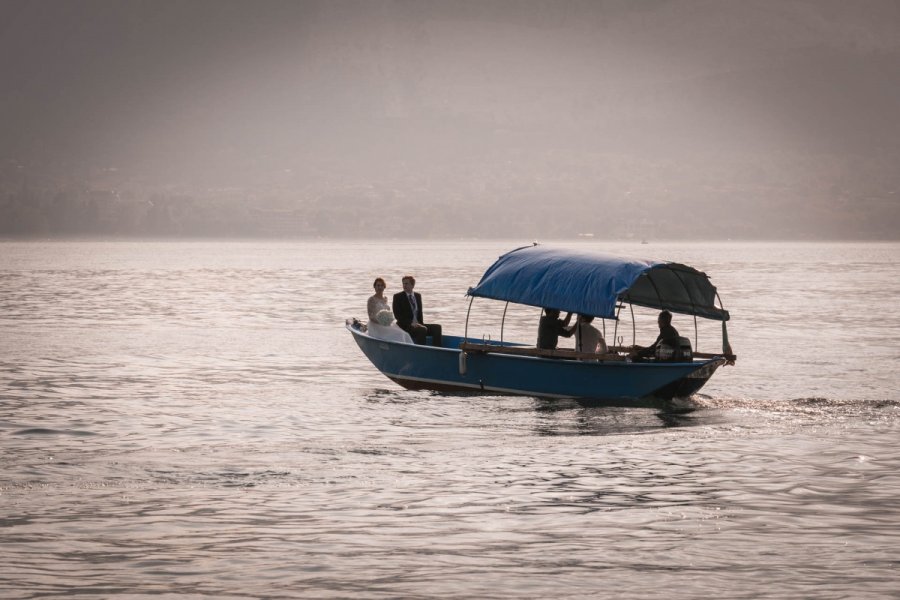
[[407, 293, 418, 324], [575, 323, 607, 354]]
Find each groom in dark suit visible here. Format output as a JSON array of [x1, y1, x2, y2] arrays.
[[392, 275, 442, 347]]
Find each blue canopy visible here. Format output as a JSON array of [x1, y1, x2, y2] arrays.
[[467, 245, 730, 321]]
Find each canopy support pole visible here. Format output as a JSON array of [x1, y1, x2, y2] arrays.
[[464, 296, 474, 342], [612, 302, 621, 348], [629, 303, 636, 347], [694, 314, 699, 352], [499, 301, 509, 345]]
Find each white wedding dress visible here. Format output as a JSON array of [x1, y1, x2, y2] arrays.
[[367, 297, 414, 344]]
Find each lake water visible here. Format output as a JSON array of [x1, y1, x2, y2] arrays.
[[1, 240, 899, 598]]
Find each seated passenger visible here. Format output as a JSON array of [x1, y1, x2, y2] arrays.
[[631, 310, 679, 361], [392, 275, 442, 347], [568, 315, 608, 355], [366, 277, 413, 344]]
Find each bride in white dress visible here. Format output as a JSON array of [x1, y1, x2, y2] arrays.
[[366, 278, 414, 344]]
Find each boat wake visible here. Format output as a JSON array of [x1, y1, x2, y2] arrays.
[[689, 394, 900, 421]]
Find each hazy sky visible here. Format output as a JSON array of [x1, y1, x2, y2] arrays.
[[2, 0, 899, 238]]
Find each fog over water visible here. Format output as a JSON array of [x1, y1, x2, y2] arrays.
[[1, 0, 899, 238]]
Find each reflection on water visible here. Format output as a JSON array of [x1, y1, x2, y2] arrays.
[[1, 241, 899, 598], [529, 399, 721, 436]]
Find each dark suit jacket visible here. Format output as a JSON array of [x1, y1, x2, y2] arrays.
[[392, 291, 424, 330]]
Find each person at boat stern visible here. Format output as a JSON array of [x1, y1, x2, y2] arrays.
[[537, 308, 574, 350], [631, 310, 679, 361], [392, 275, 442, 347]]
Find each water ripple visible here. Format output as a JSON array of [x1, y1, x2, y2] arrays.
[[1, 241, 899, 598]]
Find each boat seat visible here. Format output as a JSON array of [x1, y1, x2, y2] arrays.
[[460, 342, 627, 362]]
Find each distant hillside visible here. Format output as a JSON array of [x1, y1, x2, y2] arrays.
[[1, 0, 898, 239]]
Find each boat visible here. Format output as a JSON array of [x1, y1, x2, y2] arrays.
[[347, 244, 736, 404]]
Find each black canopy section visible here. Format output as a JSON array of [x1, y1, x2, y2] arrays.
[[619, 263, 730, 321]]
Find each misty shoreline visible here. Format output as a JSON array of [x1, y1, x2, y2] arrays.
[[2, 182, 896, 241], [1, 236, 896, 243], [3, 1, 898, 242]]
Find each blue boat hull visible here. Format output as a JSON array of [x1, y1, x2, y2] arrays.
[[348, 323, 723, 404]]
